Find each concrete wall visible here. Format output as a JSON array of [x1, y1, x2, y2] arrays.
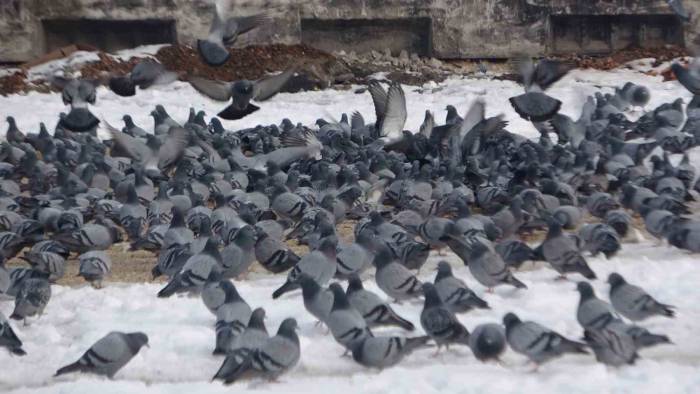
[[0, 0, 698, 62]]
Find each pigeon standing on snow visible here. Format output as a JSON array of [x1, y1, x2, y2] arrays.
[[576, 282, 620, 330], [77, 251, 112, 288], [157, 239, 223, 298], [608, 273, 675, 321], [1, 312, 26, 355], [538, 220, 596, 279], [298, 274, 334, 324], [346, 275, 414, 330], [583, 327, 638, 366], [11, 276, 51, 322], [372, 246, 423, 302], [467, 242, 527, 291], [213, 308, 269, 378], [55, 332, 149, 378], [202, 279, 249, 316], [468, 323, 507, 362], [350, 335, 429, 369], [326, 283, 373, 350], [220, 318, 300, 384], [272, 237, 337, 299], [420, 283, 470, 350], [214, 299, 253, 355], [433, 261, 489, 312], [503, 312, 587, 366]]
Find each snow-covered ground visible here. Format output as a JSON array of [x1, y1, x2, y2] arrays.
[[2, 242, 699, 394], [1, 66, 699, 393]]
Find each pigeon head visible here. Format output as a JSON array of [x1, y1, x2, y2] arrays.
[[576, 282, 595, 299], [435, 261, 453, 282], [502, 312, 521, 329], [346, 274, 364, 294], [607, 272, 626, 288], [125, 332, 149, 351]]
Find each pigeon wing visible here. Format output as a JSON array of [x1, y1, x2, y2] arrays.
[[253, 69, 295, 102], [189, 77, 233, 102], [379, 82, 407, 139]]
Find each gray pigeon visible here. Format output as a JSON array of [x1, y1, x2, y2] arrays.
[[1, 312, 26, 355], [509, 58, 570, 121], [372, 245, 423, 302], [299, 274, 334, 324], [220, 225, 256, 278], [467, 242, 527, 290], [326, 283, 373, 350], [108, 59, 178, 97], [346, 275, 414, 331], [272, 237, 337, 299], [254, 230, 299, 274], [667, 0, 691, 22], [11, 276, 51, 322], [189, 70, 294, 120], [577, 282, 620, 330], [157, 239, 223, 297], [202, 279, 249, 315], [78, 251, 112, 288], [55, 332, 149, 378], [55, 219, 121, 253], [469, 323, 507, 362], [579, 223, 621, 258], [54, 78, 100, 132], [539, 221, 596, 279], [608, 273, 675, 321], [420, 283, 470, 350], [213, 300, 253, 355], [213, 308, 269, 377], [503, 312, 587, 366], [335, 231, 375, 279], [351, 335, 429, 369], [584, 327, 638, 366], [21, 251, 65, 282], [605, 320, 672, 349], [197, 4, 268, 66], [434, 261, 489, 313], [219, 318, 300, 384]]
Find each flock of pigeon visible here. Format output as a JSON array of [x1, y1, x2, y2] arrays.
[[1, 0, 699, 387]]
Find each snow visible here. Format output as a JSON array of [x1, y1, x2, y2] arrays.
[[26, 51, 102, 81], [1, 66, 700, 393], [111, 44, 169, 61], [2, 242, 699, 394]]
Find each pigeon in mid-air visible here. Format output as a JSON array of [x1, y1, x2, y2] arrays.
[[108, 59, 179, 97], [509, 57, 571, 121], [666, 0, 691, 22], [51, 77, 100, 132], [608, 273, 675, 321], [55, 332, 149, 378], [503, 312, 587, 366], [197, 1, 269, 66], [189, 69, 295, 120]]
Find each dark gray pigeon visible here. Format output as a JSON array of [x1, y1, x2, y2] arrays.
[[666, 0, 691, 22], [108, 59, 178, 97], [608, 273, 675, 321], [55, 331, 149, 378], [469, 323, 506, 362], [420, 283, 470, 350], [538, 220, 596, 280], [351, 335, 429, 369], [433, 261, 489, 313], [503, 312, 587, 366], [579, 223, 621, 258], [213, 307, 269, 376], [53, 78, 100, 132], [299, 274, 334, 324], [11, 276, 51, 322], [157, 239, 223, 297], [467, 242, 527, 290], [509, 58, 571, 121], [346, 275, 414, 331], [1, 312, 26, 355], [189, 69, 294, 120], [272, 237, 337, 299]]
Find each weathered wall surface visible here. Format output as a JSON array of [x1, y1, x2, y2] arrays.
[[0, 0, 698, 62]]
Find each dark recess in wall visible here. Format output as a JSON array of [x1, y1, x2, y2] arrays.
[[301, 18, 432, 57], [42, 19, 178, 53], [549, 14, 684, 55]]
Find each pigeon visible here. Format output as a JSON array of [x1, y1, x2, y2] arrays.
[[201, 279, 250, 316], [108, 59, 178, 97], [54, 219, 121, 253], [466, 242, 527, 290], [157, 239, 223, 297], [298, 274, 334, 324], [583, 327, 638, 366], [272, 237, 337, 299], [469, 323, 507, 362], [666, 0, 691, 22], [214, 300, 253, 355], [420, 283, 470, 350], [197, 3, 268, 66], [254, 230, 299, 274], [20, 251, 65, 282], [0, 312, 26, 355], [509, 58, 571, 121], [538, 220, 596, 279], [576, 282, 620, 330], [605, 320, 672, 349], [433, 261, 489, 313], [53, 78, 100, 132], [11, 276, 51, 322], [213, 307, 269, 376], [220, 225, 256, 278], [372, 245, 423, 302], [78, 251, 112, 288], [350, 335, 429, 369], [579, 223, 621, 258], [346, 274, 414, 331], [608, 273, 675, 321], [55, 332, 149, 378], [325, 283, 373, 350], [218, 318, 300, 384], [189, 69, 294, 120], [503, 312, 587, 366]]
